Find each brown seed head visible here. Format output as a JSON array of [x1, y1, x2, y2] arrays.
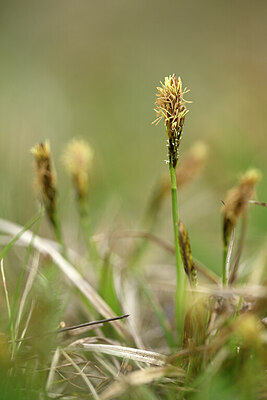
[[31, 141, 57, 227], [223, 168, 261, 246], [62, 139, 93, 201], [153, 74, 191, 168], [178, 220, 198, 287]]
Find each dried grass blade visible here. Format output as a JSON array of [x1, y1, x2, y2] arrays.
[[14, 251, 40, 338], [46, 347, 61, 392], [16, 300, 35, 352], [68, 343, 167, 366]]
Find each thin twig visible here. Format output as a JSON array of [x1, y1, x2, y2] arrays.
[[11, 314, 129, 343], [56, 314, 129, 334]]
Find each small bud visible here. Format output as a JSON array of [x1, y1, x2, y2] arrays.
[[222, 168, 261, 246], [62, 139, 94, 202], [31, 141, 57, 227], [153, 74, 191, 168]]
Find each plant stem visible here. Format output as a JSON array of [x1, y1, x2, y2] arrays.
[[169, 162, 184, 344]]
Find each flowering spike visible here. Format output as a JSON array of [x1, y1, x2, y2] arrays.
[[31, 141, 57, 228], [153, 74, 191, 168], [62, 139, 94, 202], [178, 220, 198, 287], [222, 168, 261, 247]]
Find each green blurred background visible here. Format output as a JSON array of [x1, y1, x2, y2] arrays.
[[0, 0, 266, 274]]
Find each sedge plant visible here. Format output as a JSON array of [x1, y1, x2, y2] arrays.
[[153, 74, 191, 344], [62, 139, 97, 257], [222, 168, 261, 286]]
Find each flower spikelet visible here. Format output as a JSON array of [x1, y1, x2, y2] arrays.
[[62, 139, 94, 201], [178, 220, 198, 287], [154, 74, 190, 168], [223, 168, 261, 246], [31, 141, 57, 227]]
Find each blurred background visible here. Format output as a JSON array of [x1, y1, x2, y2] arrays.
[[0, 0, 266, 274]]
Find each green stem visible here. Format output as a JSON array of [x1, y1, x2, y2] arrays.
[[169, 162, 184, 344]]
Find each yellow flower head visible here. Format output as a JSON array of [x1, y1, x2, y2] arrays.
[[63, 139, 94, 200], [154, 74, 191, 168]]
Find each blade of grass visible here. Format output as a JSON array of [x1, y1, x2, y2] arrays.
[[1, 259, 15, 356], [14, 251, 40, 341], [16, 299, 35, 352], [0, 207, 44, 261], [99, 255, 122, 315], [46, 347, 61, 392], [12, 207, 43, 328]]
